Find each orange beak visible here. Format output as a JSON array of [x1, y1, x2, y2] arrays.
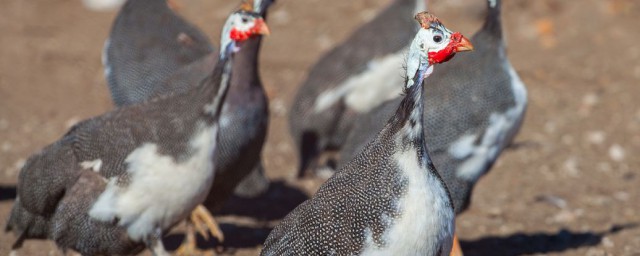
[[455, 35, 473, 52], [254, 18, 271, 36]]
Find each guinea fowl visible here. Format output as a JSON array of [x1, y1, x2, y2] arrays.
[[289, 0, 426, 177], [262, 12, 473, 256], [339, 0, 527, 254], [103, 0, 273, 253], [4, 8, 270, 256]]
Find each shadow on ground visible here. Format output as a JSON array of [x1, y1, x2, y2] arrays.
[[163, 180, 309, 251], [216, 180, 309, 221], [164, 223, 272, 252], [0, 186, 16, 201], [461, 223, 638, 256]]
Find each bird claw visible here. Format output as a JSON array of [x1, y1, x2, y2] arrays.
[[174, 205, 222, 256], [191, 205, 224, 243], [174, 234, 215, 256]]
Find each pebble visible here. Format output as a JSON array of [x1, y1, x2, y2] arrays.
[[316, 166, 336, 180], [65, 116, 81, 129], [563, 157, 580, 177], [270, 98, 287, 117], [582, 92, 600, 107], [544, 121, 557, 133], [316, 34, 333, 51], [486, 207, 503, 217], [608, 144, 625, 162], [586, 131, 606, 145], [4, 160, 19, 177], [536, 194, 568, 209], [14, 158, 26, 171], [271, 9, 290, 25], [553, 209, 576, 223], [614, 191, 630, 201], [585, 248, 610, 256], [579, 93, 600, 116], [360, 9, 376, 22], [1, 142, 12, 152]]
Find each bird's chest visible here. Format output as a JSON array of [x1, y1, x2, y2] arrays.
[[362, 150, 454, 255]]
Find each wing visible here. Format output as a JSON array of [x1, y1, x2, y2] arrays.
[[263, 133, 404, 255]]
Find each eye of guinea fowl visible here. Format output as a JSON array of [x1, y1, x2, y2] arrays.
[[433, 35, 443, 43]]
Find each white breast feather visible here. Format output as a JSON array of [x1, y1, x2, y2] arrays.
[[361, 148, 454, 255], [313, 50, 406, 114], [89, 123, 218, 241]]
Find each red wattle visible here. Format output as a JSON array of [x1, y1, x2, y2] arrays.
[[230, 29, 251, 42], [428, 32, 464, 64]]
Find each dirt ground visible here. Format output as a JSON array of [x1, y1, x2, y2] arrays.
[[1, 0, 639, 255]]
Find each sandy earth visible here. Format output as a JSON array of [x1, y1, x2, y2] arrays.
[[1, 0, 639, 255]]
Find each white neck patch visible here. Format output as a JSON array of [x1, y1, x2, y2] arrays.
[[489, 0, 497, 8]]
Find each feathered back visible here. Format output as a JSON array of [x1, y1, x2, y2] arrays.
[[104, 0, 214, 106]]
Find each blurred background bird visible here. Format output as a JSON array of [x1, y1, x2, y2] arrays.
[[288, 0, 427, 179]]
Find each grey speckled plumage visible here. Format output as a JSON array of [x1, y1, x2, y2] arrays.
[[104, 0, 214, 106], [339, 0, 528, 214], [262, 14, 468, 255], [8, 171, 145, 255], [6, 38, 235, 254], [289, 0, 424, 177], [104, 0, 275, 207]]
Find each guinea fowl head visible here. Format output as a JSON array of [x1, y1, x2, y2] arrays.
[[219, 2, 270, 58], [406, 12, 473, 88]]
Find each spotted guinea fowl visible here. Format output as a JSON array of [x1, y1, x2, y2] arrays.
[[261, 12, 473, 256], [103, 0, 273, 253], [339, 0, 527, 254], [289, 0, 426, 177], [4, 9, 269, 256]]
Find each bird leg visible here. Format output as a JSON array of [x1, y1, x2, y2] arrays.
[[191, 205, 224, 242], [449, 233, 464, 256], [146, 228, 170, 256], [174, 205, 223, 256]]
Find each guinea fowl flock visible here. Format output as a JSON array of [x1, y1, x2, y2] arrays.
[[5, 0, 527, 255]]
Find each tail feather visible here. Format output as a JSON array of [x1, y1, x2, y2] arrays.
[[6, 198, 51, 250], [17, 136, 80, 216]]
